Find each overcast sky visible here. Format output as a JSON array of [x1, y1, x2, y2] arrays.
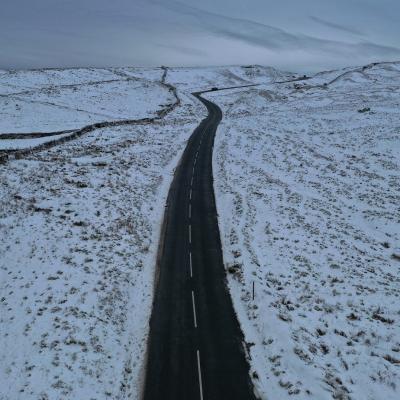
[[1, 0, 399, 72]]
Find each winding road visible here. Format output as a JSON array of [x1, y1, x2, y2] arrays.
[[143, 91, 257, 400]]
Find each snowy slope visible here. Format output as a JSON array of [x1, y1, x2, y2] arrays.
[[165, 65, 292, 91], [0, 68, 174, 136], [1, 62, 399, 400], [1, 64, 282, 400], [207, 62, 400, 399], [0, 67, 206, 400]]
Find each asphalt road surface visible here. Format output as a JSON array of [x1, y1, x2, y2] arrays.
[[143, 91, 257, 400]]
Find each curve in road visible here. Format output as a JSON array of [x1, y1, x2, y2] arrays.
[[143, 91, 257, 400]]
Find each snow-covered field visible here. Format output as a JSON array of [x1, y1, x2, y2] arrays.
[[165, 65, 293, 92], [0, 67, 175, 137], [207, 62, 400, 399], [1, 62, 399, 400], [1, 65, 283, 400], [0, 67, 208, 400]]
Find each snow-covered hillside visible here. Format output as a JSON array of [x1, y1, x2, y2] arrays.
[[206, 62, 400, 399], [0, 65, 287, 400], [0, 68, 176, 137], [0, 67, 206, 400], [164, 65, 291, 91], [1, 62, 399, 400]]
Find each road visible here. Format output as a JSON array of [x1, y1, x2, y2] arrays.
[[143, 91, 257, 400]]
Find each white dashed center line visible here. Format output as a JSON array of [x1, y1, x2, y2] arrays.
[[189, 224, 192, 244], [191, 290, 197, 328], [197, 350, 204, 400], [189, 251, 193, 278]]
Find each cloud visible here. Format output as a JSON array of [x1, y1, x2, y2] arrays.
[[157, 1, 400, 58], [310, 16, 365, 36], [0, 0, 399, 70], [156, 44, 207, 57]]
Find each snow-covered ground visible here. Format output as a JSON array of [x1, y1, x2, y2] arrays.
[[1, 62, 399, 400], [1, 64, 283, 400], [0, 67, 207, 400], [165, 65, 292, 92], [206, 62, 400, 399], [0, 68, 174, 136]]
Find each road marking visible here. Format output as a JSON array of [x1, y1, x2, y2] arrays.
[[189, 203, 191, 219], [189, 251, 193, 278], [191, 290, 197, 328], [189, 224, 192, 244], [189, 188, 192, 200], [192, 166, 195, 174], [190, 176, 194, 186], [197, 350, 204, 400]]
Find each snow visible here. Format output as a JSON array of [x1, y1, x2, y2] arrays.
[[1, 62, 399, 400], [0, 68, 174, 136], [165, 65, 291, 92], [0, 67, 205, 399], [0, 133, 74, 151], [206, 61, 400, 399]]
